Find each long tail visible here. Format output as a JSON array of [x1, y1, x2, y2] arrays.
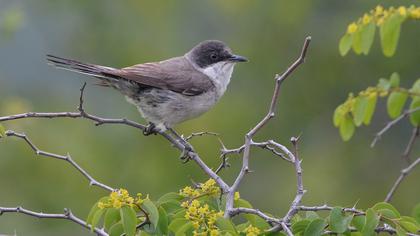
[[46, 55, 119, 82]]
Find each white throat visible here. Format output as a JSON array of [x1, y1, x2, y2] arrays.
[[201, 62, 235, 96]]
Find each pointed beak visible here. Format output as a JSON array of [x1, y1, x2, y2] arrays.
[[228, 54, 248, 62]]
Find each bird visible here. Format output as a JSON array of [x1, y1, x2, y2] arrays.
[[46, 40, 247, 135]]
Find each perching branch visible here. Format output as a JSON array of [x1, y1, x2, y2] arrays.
[[384, 157, 420, 203], [4, 130, 114, 192], [401, 126, 419, 164], [224, 36, 312, 217], [0, 206, 108, 236]]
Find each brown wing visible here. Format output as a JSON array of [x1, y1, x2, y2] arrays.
[[107, 57, 214, 96]]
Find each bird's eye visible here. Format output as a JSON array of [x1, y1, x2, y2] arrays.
[[210, 53, 218, 60]]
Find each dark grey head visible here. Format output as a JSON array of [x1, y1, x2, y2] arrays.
[[187, 40, 248, 68]]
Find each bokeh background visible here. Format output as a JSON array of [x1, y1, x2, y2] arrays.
[[0, 1, 419, 235]]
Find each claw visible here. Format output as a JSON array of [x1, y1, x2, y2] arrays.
[[143, 123, 158, 136]]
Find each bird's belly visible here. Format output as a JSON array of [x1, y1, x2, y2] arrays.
[[126, 89, 219, 129]]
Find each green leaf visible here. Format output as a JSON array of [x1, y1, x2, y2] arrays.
[[380, 13, 404, 57], [372, 202, 401, 219], [353, 96, 369, 126], [389, 73, 400, 88], [352, 215, 366, 232], [304, 218, 327, 236], [333, 105, 345, 127], [361, 209, 379, 236], [104, 208, 121, 231], [159, 200, 182, 214], [87, 196, 109, 225], [142, 199, 160, 229], [352, 27, 363, 55], [395, 225, 407, 236], [291, 219, 311, 234], [120, 206, 137, 236], [0, 124, 6, 138], [306, 211, 320, 220], [330, 207, 353, 233], [234, 198, 257, 225], [340, 114, 355, 141], [175, 222, 193, 236], [360, 22, 376, 55], [157, 207, 169, 235], [91, 208, 105, 231], [157, 192, 183, 205], [168, 218, 189, 233], [363, 94, 377, 125], [216, 218, 238, 234], [412, 203, 420, 223], [339, 34, 353, 56], [387, 92, 408, 119], [109, 222, 124, 236], [398, 220, 419, 233], [377, 78, 391, 91], [409, 97, 420, 126], [410, 79, 420, 94]]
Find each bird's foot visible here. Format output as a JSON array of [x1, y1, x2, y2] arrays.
[[143, 123, 158, 136], [179, 143, 194, 163]]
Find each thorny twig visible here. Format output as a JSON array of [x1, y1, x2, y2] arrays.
[[384, 157, 420, 203], [371, 107, 420, 147], [225, 36, 312, 217], [0, 206, 108, 236], [5, 130, 114, 192]]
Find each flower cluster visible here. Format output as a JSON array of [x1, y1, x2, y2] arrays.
[[346, 5, 420, 34], [182, 199, 223, 236], [97, 188, 145, 209], [243, 225, 261, 236], [180, 178, 220, 198]]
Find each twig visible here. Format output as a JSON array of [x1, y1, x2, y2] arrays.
[[401, 127, 419, 164], [229, 207, 281, 225], [384, 157, 420, 202], [281, 222, 293, 236], [323, 226, 417, 236], [225, 36, 312, 217], [296, 205, 363, 215], [371, 107, 420, 147], [0, 206, 108, 236], [184, 131, 219, 142], [5, 130, 114, 192], [283, 136, 306, 223]]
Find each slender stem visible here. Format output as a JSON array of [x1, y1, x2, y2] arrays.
[[401, 127, 419, 164], [0, 206, 108, 236], [225, 36, 311, 218], [384, 157, 420, 202], [371, 107, 420, 147], [5, 130, 114, 192], [229, 207, 281, 225]]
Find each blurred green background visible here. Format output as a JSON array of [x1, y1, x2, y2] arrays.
[[0, 1, 419, 235]]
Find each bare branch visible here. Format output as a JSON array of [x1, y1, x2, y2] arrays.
[[0, 206, 108, 236], [230, 207, 281, 225], [384, 157, 420, 202], [401, 127, 419, 164], [283, 136, 306, 223], [184, 131, 219, 142], [296, 205, 364, 215], [224, 36, 312, 218], [5, 130, 114, 192], [371, 107, 420, 147], [281, 222, 293, 236]]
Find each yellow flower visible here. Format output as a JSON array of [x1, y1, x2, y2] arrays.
[[210, 230, 220, 236], [234, 192, 240, 201], [409, 7, 420, 19], [347, 22, 358, 34], [244, 225, 261, 236], [375, 5, 384, 16], [398, 6, 407, 16], [113, 200, 122, 209], [362, 14, 371, 24], [98, 202, 105, 209]]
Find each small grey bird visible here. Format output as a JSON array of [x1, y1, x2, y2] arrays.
[[47, 40, 247, 134]]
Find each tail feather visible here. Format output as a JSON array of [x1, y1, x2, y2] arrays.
[[46, 55, 119, 82]]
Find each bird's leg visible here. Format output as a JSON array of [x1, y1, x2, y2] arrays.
[[167, 128, 194, 162], [143, 122, 158, 136]]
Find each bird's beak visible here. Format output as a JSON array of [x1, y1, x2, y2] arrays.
[[229, 54, 248, 62]]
